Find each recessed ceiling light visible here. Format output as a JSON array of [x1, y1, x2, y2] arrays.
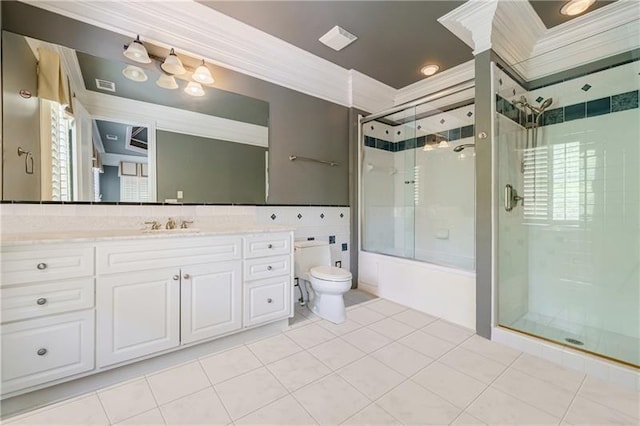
[[560, 0, 595, 16], [420, 64, 440, 76]]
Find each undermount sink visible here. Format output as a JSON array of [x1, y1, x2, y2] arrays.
[[142, 228, 201, 234]]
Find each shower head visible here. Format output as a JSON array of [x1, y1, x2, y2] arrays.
[[530, 97, 553, 114], [453, 143, 475, 152]]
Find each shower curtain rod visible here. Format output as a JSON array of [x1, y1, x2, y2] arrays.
[[360, 78, 476, 124]]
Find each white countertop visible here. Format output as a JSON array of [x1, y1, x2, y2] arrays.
[[1, 224, 295, 246]]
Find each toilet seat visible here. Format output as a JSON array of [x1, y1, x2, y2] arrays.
[[310, 265, 352, 282]]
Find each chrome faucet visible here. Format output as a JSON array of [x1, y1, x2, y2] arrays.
[[165, 218, 177, 230], [144, 220, 162, 230], [180, 220, 194, 229]]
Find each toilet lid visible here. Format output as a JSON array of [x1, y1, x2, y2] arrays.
[[310, 266, 352, 281]]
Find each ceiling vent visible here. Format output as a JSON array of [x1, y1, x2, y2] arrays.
[[105, 134, 118, 141], [319, 26, 358, 51], [95, 79, 116, 92]]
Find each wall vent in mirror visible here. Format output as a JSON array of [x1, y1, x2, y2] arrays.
[[95, 79, 116, 92]]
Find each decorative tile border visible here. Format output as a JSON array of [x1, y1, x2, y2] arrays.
[[496, 90, 638, 128], [364, 124, 474, 153]]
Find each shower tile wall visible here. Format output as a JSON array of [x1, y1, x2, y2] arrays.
[[362, 103, 476, 270], [496, 60, 640, 365]]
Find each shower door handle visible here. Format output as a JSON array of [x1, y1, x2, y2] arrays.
[[504, 184, 524, 212]]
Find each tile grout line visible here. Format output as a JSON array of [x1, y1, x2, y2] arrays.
[[559, 375, 587, 425], [196, 356, 236, 424]]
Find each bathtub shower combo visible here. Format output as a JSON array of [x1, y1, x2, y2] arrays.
[[361, 48, 639, 368]]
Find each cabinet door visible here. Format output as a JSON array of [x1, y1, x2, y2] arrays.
[[97, 268, 180, 367], [181, 261, 242, 345]]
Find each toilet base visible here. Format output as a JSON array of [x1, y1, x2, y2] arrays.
[[305, 281, 347, 324]]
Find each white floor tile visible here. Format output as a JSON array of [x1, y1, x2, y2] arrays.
[[563, 396, 638, 425], [450, 412, 487, 425], [98, 378, 157, 424], [247, 334, 303, 364], [390, 308, 438, 328], [293, 374, 370, 426], [147, 361, 210, 405], [376, 380, 461, 425], [114, 408, 165, 425], [492, 367, 575, 418], [412, 362, 487, 409], [459, 335, 521, 365], [199, 346, 262, 385], [371, 341, 434, 377], [422, 320, 475, 345], [398, 330, 455, 359], [309, 338, 366, 370], [266, 351, 331, 392], [578, 376, 640, 420], [235, 395, 317, 425], [285, 323, 337, 349], [341, 326, 393, 354], [366, 318, 415, 340], [159, 387, 230, 425], [439, 347, 508, 384], [366, 299, 408, 317], [337, 356, 405, 400], [511, 353, 585, 393], [347, 306, 386, 326], [341, 403, 401, 425], [5, 394, 109, 426], [466, 388, 560, 425], [317, 318, 363, 336], [214, 367, 287, 420]]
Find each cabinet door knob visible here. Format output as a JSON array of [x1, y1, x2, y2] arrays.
[[36, 298, 47, 305], [172, 275, 180, 281], [267, 244, 273, 249], [267, 266, 273, 271], [183, 274, 190, 279], [36, 263, 47, 270], [267, 298, 273, 304], [37, 348, 47, 356]]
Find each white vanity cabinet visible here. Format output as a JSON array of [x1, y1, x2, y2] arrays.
[[0, 244, 96, 395]]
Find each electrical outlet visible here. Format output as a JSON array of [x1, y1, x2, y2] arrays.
[[177, 190, 183, 199], [335, 261, 342, 268]]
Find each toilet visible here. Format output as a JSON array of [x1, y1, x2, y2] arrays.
[[294, 240, 352, 324]]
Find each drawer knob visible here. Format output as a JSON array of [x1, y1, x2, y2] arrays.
[[183, 274, 191, 279], [267, 266, 273, 271], [172, 275, 180, 281], [36, 298, 47, 305], [268, 244, 273, 249], [37, 348, 47, 356], [36, 263, 48, 270], [267, 298, 273, 304]]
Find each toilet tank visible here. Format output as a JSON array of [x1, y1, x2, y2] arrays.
[[294, 240, 331, 278]]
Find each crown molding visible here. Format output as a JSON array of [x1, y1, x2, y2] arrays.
[[394, 60, 475, 106], [82, 91, 269, 148], [438, 0, 499, 55], [348, 70, 396, 113]]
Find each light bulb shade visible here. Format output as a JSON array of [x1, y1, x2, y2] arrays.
[[156, 73, 178, 89], [184, 81, 205, 97], [437, 140, 450, 148], [123, 36, 151, 64], [560, 0, 595, 16], [423, 144, 434, 151], [192, 62, 214, 84], [161, 49, 186, 75], [122, 65, 148, 82]]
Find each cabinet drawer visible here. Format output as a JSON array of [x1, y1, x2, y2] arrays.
[[1, 247, 94, 287], [244, 255, 291, 281], [244, 276, 291, 327], [97, 237, 241, 274], [1, 310, 95, 395], [244, 233, 291, 259], [1, 278, 94, 323]]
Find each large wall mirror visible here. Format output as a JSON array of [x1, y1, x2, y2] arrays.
[[2, 29, 270, 204]]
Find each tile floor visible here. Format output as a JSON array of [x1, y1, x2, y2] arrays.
[[5, 297, 640, 425]]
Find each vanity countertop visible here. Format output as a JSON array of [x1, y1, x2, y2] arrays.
[[1, 224, 295, 246]]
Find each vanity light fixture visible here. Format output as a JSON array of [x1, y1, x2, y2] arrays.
[[123, 35, 151, 64], [161, 48, 186, 75], [423, 144, 434, 151], [122, 65, 148, 82], [560, 0, 595, 16], [420, 64, 440, 76], [184, 81, 205, 97], [437, 140, 450, 149], [192, 60, 215, 85], [156, 73, 179, 89]]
